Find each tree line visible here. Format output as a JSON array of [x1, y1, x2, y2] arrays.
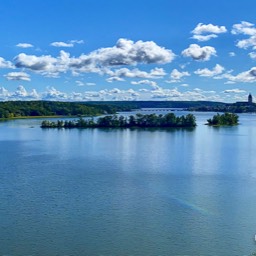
[[41, 113, 197, 128], [0, 101, 118, 118], [206, 113, 239, 126]]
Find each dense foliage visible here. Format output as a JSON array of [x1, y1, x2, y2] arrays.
[[0, 100, 255, 119], [0, 101, 117, 118], [188, 103, 256, 113], [85, 100, 227, 110], [41, 113, 197, 128], [206, 113, 239, 126]]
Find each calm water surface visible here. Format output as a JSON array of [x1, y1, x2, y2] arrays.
[[0, 112, 256, 256]]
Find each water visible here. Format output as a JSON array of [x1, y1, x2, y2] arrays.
[[0, 112, 256, 256]]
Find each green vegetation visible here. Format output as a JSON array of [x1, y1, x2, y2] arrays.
[[0, 101, 118, 119], [41, 113, 197, 128], [206, 112, 239, 126], [0, 100, 256, 120], [188, 102, 256, 113]]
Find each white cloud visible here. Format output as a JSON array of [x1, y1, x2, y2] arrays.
[[131, 80, 158, 89], [182, 44, 216, 61], [191, 23, 227, 41], [0, 87, 11, 100], [170, 69, 190, 80], [229, 52, 236, 57], [0, 85, 244, 102], [180, 83, 189, 87], [223, 89, 246, 93], [0, 57, 14, 69], [70, 38, 175, 69], [4, 71, 31, 81], [231, 21, 256, 36], [75, 80, 96, 86], [218, 67, 256, 83], [106, 77, 125, 83], [15, 53, 57, 72], [236, 36, 256, 49], [43, 87, 68, 100], [14, 50, 71, 77], [14, 85, 28, 97], [14, 39, 174, 77], [232, 21, 256, 49], [70, 40, 84, 44], [191, 34, 218, 42], [16, 43, 34, 48], [0, 85, 40, 100], [194, 64, 225, 77], [249, 52, 256, 59], [51, 42, 74, 47], [51, 40, 84, 48], [192, 23, 227, 35], [107, 67, 166, 80], [86, 82, 96, 86], [75, 80, 85, 86]]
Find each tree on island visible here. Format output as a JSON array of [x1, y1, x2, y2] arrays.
[[206, 113, 239, 126], [41, 113, 197, 128]]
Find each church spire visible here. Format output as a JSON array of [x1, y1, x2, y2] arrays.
[[248, 93, 253, 104]]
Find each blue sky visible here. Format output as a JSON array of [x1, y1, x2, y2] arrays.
[[0, 0, 256, 102]]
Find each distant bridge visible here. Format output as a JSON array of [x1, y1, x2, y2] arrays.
[[132, 108, 185, 112]]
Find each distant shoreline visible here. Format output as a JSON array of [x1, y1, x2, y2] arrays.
[[0, 100, 256, 120]]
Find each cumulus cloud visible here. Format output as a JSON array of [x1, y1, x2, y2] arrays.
[[43, 87, 68, 100], [0, 85, 238, 102], [14, 85, 29, 97], [16, 43, 34, 48], [70, 38, 175, 69], [0, 57, 14, 69], [194, 64, 225, 77], [232, 21, 256, 49], [218, 67, 256, 83], [15, 53, 57, 72], [14, 50, 71, 77], [231, 21, 256, 36], [107, 67, 166, 80], [229, 52, 236, 57], [4, 72, 31, 81], [0, 87, 11, 100], [131, 80, 158, 89], [192, 23, 227, 35], [169, 69, 190, 81], [51, 42, 74, 47], [191, 23, 227, 41], [182, 44, 216, 61], [14, 39, 174, 77], [0, 85, 40, 100]]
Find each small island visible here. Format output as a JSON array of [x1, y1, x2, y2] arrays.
[[206, 112, 239, 126], [41, 113, 197, 128]]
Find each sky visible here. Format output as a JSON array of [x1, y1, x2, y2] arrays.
[[0, 0, 256, 102]]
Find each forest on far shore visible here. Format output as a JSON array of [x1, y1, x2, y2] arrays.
[[0, 100, 255, 119]]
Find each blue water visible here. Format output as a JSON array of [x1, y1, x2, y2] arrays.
[[0, 112, 256, 256]]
